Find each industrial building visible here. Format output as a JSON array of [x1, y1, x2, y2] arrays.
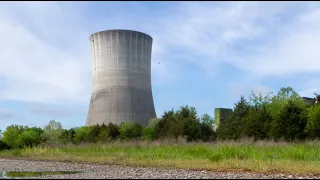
[[302, 97, 317, 106], [86, 29, 156, 127], [214, 108, 233, 131]]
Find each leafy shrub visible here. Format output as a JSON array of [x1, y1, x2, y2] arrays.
[[305, 104, 320, 138], [1, 125, 25, 148], [270, 100, 308, 141], [200, 123, 216, 142], [59, 128, 76, 144], [183, 117, 201, 142], [96, 124, 110, 143], [107, 123, 120, 139], [142, 118, 159, 141], [0, 139, 11, 150], [41, 120, 63, 144], [21, 128, 43, 148], [119, 122, 143, 140], [74, 126, 90, 144]]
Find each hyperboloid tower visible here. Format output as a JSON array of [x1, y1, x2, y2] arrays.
[[86, 29, 156, 127]]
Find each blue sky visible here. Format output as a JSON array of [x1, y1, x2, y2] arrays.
[[0, 2, 320, 130]]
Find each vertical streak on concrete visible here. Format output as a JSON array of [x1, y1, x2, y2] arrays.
[[86, 30, 156, 127]]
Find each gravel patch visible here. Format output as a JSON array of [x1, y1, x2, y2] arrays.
[[0, 158, 320, 179]]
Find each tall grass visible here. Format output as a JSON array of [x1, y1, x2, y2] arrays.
[[1, 139, 320, 175]]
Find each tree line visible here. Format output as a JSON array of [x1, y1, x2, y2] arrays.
[[217, 87, 320, 141], [0, 86, 320, 150], [0, 105, 216, 150]]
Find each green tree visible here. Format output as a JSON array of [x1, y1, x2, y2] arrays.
[[21, 128, 42, 148], [155, 106, 202, 140], [59, 129, 71, 144], [183, 117, 201, 142], [41, 120, 63, 144], [267, 87, 304, 120], [248, 91, 272, 108], [305, 104, 320, 138], [315, 92, 320, 105], [241, 91, 273, 140], [270, 100, 308, 141], [44, 120, 62, 131], [154, 109, 180, 139], [201, 114, 214, 127], [119, 122, 143, 140], [177, 105, 198, 120], [142, 118, 159, 141], [1, 125, 26, 148], [96, 126, 110, 143], [107, 123, 120, 139], [58, 128, 76, 144], [267, 87, 307, 140], [217, 96, 251, 140], [74, 126, 90, 144], [199, 123, 216, 142], [0, 139, 11, 150], [87, 124, 101, 143], [242, 106, 272, 140]]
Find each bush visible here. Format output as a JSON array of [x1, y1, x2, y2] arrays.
[[217, 96, 250, 140], [87, 124, 102, 143], [305, 104, 320, 139], [269, 100, 308, 141], [59, 128, 76, 144], [41, 120, 63, 144], [142, 127, 156, 141], [21, 128, 42, 148], [2, 86, 317, 145], [183, 117, 201, 142], [200, 123, 216, 142], [96, 124, 110, 143], [242, 106, 272, 140], [201, 114, 214, 127], [119, 122, 143, 140], [74, 126, 90, 144], [0, 140, 11, 150], [142, 118, 159, 141], [1, 125, 25, 149], [107, 123, 120, 139]]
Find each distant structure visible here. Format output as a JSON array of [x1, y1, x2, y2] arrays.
[[302, 97, 316, 106], [86, 29, 156, 127], [214, 108, 233, 130]]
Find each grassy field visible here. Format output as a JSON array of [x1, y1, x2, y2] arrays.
[[1, 139, 320, 175]]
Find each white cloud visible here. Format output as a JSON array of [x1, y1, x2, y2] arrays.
[[153, 2, 270, 66], [1, 1, 320, 108], [28, 103, 78, 118], [150, 2, 320, 80], [0, 3, 91, 104], [299, 88, 319, 98], [0, 2, 174, 104], [228, 80, 272, 99], [297, 78, 320, 98], [0, 15, 90, 103], [240, 8, 320, 77]]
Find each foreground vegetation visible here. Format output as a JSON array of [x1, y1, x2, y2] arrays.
[[0, 86, 320, 174], [1, 140, 320, 175]]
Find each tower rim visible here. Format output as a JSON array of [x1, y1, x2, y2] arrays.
[[89, 29, 153, 41]]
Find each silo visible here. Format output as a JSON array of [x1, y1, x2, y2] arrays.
[[86, 29, 156, 127], [214, 108, 233, 129]]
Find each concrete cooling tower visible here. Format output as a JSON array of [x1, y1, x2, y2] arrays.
[[86, 29, 156, 127]]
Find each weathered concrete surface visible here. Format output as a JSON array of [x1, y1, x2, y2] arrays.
[[86, 30, 156, 127]]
